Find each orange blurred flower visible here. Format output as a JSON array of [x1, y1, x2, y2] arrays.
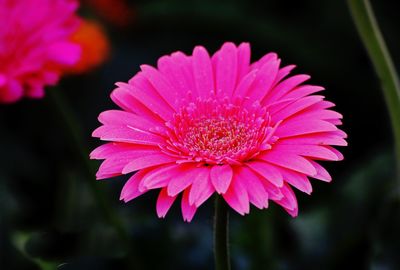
[[68, 19, 110, 74]]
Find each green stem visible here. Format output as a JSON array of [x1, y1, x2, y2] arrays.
[[347, 0, 400, 180], [47, 88, 142, 268], [214, 196, 231, 270]]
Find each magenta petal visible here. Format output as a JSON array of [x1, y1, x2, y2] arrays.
[[167, 165, 201, 196], [223, 171, 250, 215], [188, 167, 214, 206], [192, 46, 214, 98], [280, 169, 312, 194], [127, 74, 175, 120], [251, 52, 277, 70], [278, 132, 348, 146], [271, 95, 324, 121], [309, 160, 332, 182], [246, 161, 284, 187], [236, 42, 251, 83], [157, 52, 195, 100], [284, 85, 325, 99], [122, 154, 176, 174], [213, 42, 238, 97], [240, 167, 269, 209], [90, 143, 158, 160], [233, 69, 258, 98], [210, 165, 233, 194], [181, 188, 197, 222], [98, 110, 165, 135], [141, 164, 180, 190], [261, 179, 284, 200], [140, 64, 181, 110], [258, 151, 317, 176], [111, 83, 163, 123], [245, 59, 280, 103], [92, 125, 165, 146], [263, 74, 310, 105], [274, 183, 298, 217], [120, 170, 148, 202], [274, 64, 296, 84], [156, 187, 177, 218], [272, 144, 340, 161], [275, 119, 338, 138]]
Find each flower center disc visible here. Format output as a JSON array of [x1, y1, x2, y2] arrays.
[[166, 98, 277, 165]]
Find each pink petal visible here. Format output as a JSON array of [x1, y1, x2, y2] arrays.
[[233, 69, 258, 98], [251, 52, 277, 70], [325, 146, 344, 160], [120, 170, 149, 202], [92, 125, 165, 145], [271, 95, 325, 121], [96, 157, 135, 180], [246, 160, 283, 187], [192, 46, 214, 98], [296, 109, 343, 121], [181, 187, 197, 222], [236, 42, 251, 83], [213, 42, 238, 97], [284, 85, 325, 99], [167, 165, 201, 196], [309, 160, 332, 182], [140, 64, 181, 110], [258, 151, 317, 176], [261, 179, 284, 200], [90, 143, 158, 160], [156, 187, 177, 218], [274, 183, 298, 217], [141, 164, 181, 190], [274, 64, 296, 84], [278, 132, 348, 146], [275, 119, 338, 138], [157, 51, 195, 100], [111, 84, 164, 124], [262, 74, 310, 105], [272, 144, 340, 161], [280, 169, 312, 194], [98, 110, 165, 135], [95, 151, 162, 179], [127, 73, 175, 120], [222, 170, 250, 215], [240, 167, 269, 209], [245, 59, 280, 103], [210, 164, 233, 194], [188, 167, 214, 207], [122, 154, 176, 174]]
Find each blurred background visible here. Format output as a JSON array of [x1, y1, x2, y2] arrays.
[[1, 0, 399, 269]]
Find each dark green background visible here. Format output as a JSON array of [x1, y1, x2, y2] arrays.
[[1, 0, 399, 269]]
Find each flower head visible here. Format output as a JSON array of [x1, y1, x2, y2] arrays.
[[0, 0, 81, 103], [91, 42, 347, 222]]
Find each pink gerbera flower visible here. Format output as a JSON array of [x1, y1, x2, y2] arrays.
[[0, 0, 81, 103], [91, 42, 347, 222]]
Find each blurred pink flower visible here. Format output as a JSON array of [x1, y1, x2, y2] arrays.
[[91, 42, 347, 222], [0, 0, 81, 103]]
